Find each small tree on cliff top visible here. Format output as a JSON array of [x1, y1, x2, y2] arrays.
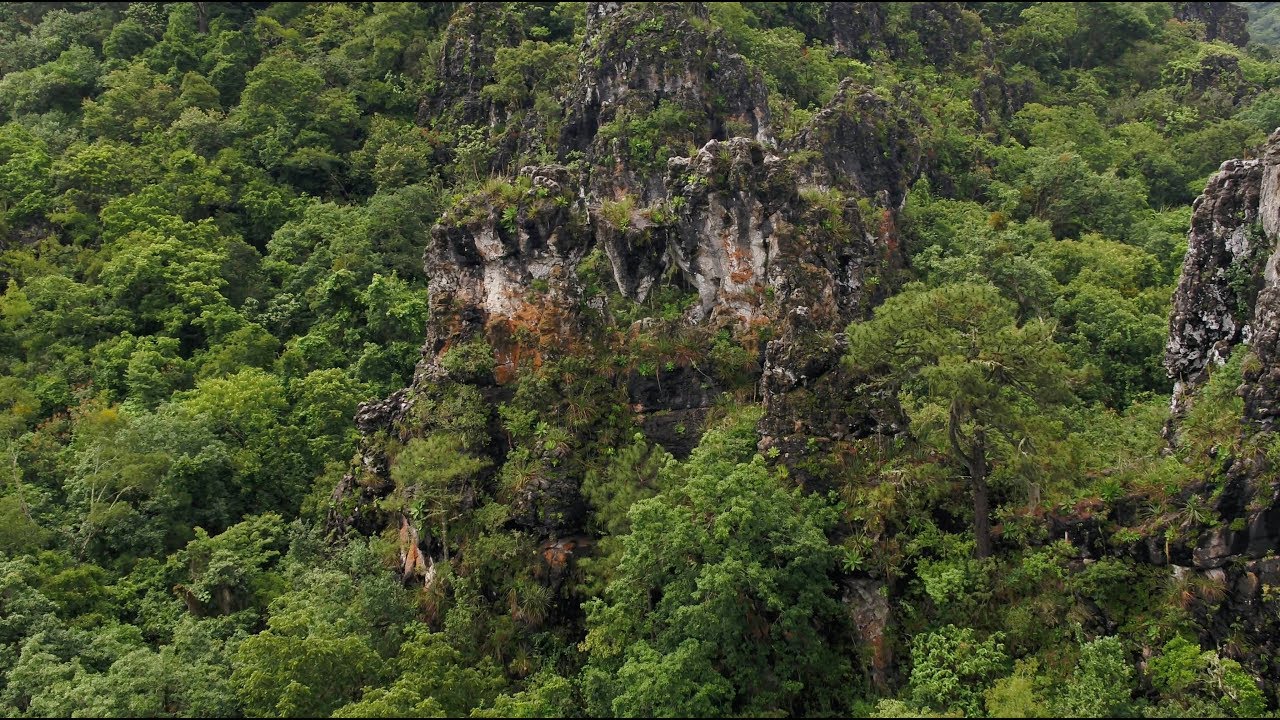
[[844, 282, 1074, 558]]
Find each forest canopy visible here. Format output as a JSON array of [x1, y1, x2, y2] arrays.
[[0, 2, 1278, 718]]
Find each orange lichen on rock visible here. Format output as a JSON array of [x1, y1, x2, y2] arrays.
[[399, 515, 428, 581]]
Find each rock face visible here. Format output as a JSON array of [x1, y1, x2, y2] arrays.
[[1166, 128, 1280, 424], [332, 1, 926, 556], [416, 3, 524, 127], [1185, 52, 1253, 113], [421, 164, 591, 362], [1165, 154, 1266, 410], [791, 79, 923, 210], [828, 3, 886, 61], [829, 1, 984, 71], [1161, 128, 1280, 689], [1243, 133, 1280, 426], [903, 2, 984, 68], [566, 2, 772, 202], [1173, 2, 1251, 46], [330, 0, 1280, 691]]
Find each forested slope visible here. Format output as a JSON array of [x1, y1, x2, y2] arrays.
[[1, 2, 1279, 717], [1244, 1, 1280, 45]]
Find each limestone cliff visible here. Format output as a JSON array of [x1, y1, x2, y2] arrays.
[[1166, 128, 1280, 426], [1173, 2, 1252, 46], [330, 2, 925, 554], [1165, 154, 1265, 410], [1162, 128, 1280, 687]]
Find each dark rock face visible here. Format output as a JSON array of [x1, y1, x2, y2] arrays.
[[971, 65, 1031, 132], [1045, 491, 1280, 691], [830, 2, 984, 70], [1186, 52, 1251, 109], [843, 578, 894, 691], [791, 79, 924, 210], [567, 2, 771, 201], [1159, 128, 1280, 690], [1173, 2, 1251, 46], [1167, 130, 1280, 427], [1164, 148, 1268, 415], [758, 332, 906, 491], [1240, 130, 1280, 432], [829, 2, 887, 61], [416, 3, 523, 126], [627, 365, 719, 459], [905, 2, 983, 68], [1246, 285, 1280, 421]]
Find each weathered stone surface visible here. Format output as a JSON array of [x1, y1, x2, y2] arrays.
[[791, 79, 924, 211], [665, 139, 779, 325], [416, 2, 524, 126], [1245, 502, 1280, 557], [830, 2, 983, 70], [335, 0, 923, 572], [1146, 126, 1280, 688], [1166, 130, 1280, 430], [423, 164, 591, 362], [567, 2, 772, 201], [627, 364, 718, 459], [1185, 52, 1251, 111], [1165, 153, 1266, 414], [353, 388, 410, 435], [1173, 2, 1251, 46], [843, 578, 894, 692], [829, 2, 886, 61], [905, 2, 983, 68], [1192, 526, 1247, 569]]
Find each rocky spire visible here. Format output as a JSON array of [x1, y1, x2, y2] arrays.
[[1166, 129, 1280, 426]]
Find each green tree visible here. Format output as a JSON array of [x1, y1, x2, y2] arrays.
[[232, 621, 383, 718], [390, 434, 491, 563], [845, 283, 1074, 558], [170, 513, 288, 617], [1054, 636, 1134, 717], [580, 411, 855, 717], [984, 658, 1049, 718], [80, 61, 180, 141], [173, 368, 308, 521], [333, 625, 505, 718], [64, 405, 170, 559], [0, 44, 100, 117], [0, 123, 53, 232], [228, 538, 414, 718], [1148, 636, 1266, 717], [477, 670, 579, 718], [908, 624, 1010, 717]]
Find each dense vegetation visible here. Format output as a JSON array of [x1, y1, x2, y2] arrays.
[[0, 1, 1278, 717], [1246, 2, 1280, 45]]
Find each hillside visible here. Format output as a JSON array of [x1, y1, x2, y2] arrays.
[[1244, 1, 1280, 45], [1, 2, 1279, 717]]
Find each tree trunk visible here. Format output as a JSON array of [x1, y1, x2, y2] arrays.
[[970, 428, 992, 559], [441, 514, 449, 563], [194, 2, 209, 34], [948, 401, 993, 559]]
